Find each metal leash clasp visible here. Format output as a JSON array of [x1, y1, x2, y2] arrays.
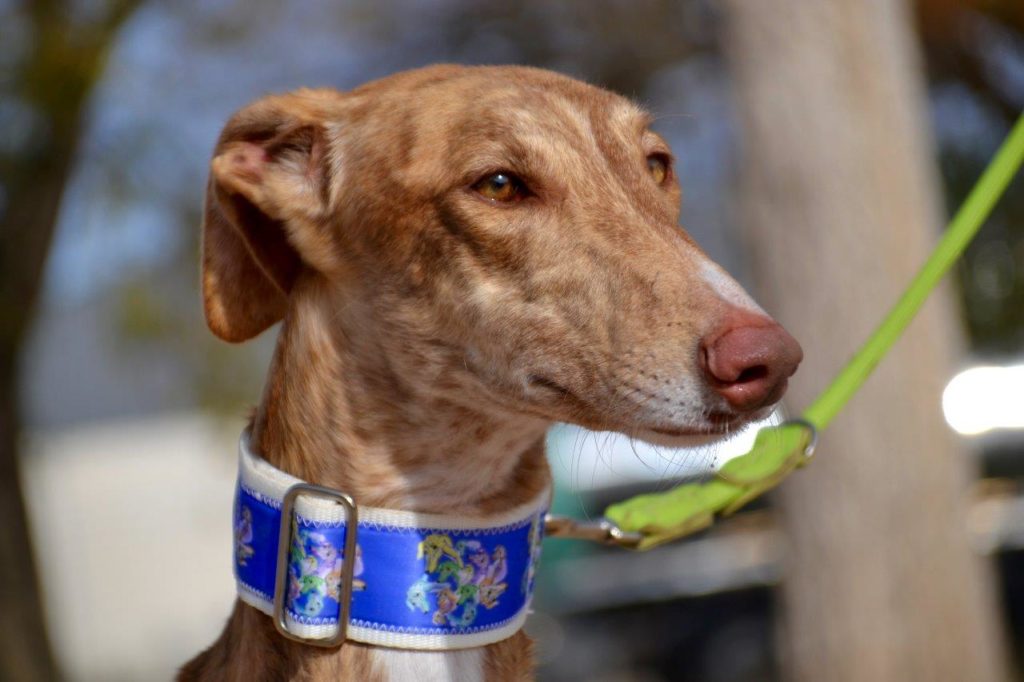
[[544, 514, 643, 549], [785, 418, 819, 462], [273, 483, 359, 648]]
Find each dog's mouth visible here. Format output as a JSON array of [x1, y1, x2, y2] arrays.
[[649, 410, 756, 437], [526, 374, 763, 440], [522, 374, 597, 423], [650, 423, 725, 439], [526, 374, 575, 399]]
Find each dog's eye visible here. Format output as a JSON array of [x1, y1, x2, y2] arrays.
[[647, 153, 671, 185], [472, 172, 526, 203]]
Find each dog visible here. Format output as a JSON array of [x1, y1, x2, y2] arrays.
[[180, 64, 801, 681]]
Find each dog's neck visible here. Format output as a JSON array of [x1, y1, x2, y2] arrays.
[[198, 282, 548, 680], [249, 280, 552, 516]]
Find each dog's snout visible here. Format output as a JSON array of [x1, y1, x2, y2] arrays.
[[700, 315, 802, 412]]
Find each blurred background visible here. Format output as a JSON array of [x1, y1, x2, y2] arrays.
[[2, 0, 1023, 680]]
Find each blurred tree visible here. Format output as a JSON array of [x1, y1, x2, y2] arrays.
[[916, 0, 1024, 354], [917, 0, 1024, 123], [723, 1, 1010, 680], [0, 1, 139, 679]]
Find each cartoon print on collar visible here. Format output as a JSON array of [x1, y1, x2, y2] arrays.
[[285, 519, 366, 619], [417, 533, 462, 572], [234, 504, 255, 566], [408, 533, 510, 628]]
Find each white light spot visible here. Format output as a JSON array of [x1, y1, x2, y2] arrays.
[[943, 363, 1024, 436]]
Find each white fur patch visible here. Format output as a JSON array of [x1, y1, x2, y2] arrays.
[[700, 260, 764, 313], [370, 648, 485, 682]]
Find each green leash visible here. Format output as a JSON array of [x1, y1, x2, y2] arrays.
[[547, 113, 1024, 551]]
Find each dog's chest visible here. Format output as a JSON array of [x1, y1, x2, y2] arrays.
[[369, 648, 484, 681]]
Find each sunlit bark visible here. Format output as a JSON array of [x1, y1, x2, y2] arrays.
[[722, 2, 1009, 680]]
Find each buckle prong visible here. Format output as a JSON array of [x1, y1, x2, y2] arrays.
[[272, 483, 358, 648]]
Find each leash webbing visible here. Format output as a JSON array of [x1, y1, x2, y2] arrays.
[[595, 113, 1024, 550]]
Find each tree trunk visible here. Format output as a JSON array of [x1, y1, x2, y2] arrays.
[[721, 1, 1009, 681], [0, 3, 140, 678], [0, 362, 59, 681], [0, 67, 82, 682]]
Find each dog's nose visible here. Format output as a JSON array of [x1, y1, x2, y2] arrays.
[[701, 314, 803, 412]]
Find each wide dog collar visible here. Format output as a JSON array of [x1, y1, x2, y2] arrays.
[[233, 431, 549, 650]]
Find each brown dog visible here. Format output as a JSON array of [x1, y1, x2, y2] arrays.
[[180, 64, 800, 681]]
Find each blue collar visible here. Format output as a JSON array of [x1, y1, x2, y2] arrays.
[[233, 431, 550, 650]]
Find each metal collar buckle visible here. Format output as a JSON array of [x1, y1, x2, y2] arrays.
[[272, 483, 359, 648]]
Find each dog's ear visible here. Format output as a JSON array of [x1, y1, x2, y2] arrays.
[[201, 90, 341, 342]]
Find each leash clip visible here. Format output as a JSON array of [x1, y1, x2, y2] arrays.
[[783, 418, 819, 462], [273, 483, 359, 648], [544, 514, 643, 549]]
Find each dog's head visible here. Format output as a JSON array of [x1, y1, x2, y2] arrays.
[[202, 65, 800, 445]]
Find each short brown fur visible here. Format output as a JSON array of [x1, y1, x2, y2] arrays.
[[182, 64, 791, 681]]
